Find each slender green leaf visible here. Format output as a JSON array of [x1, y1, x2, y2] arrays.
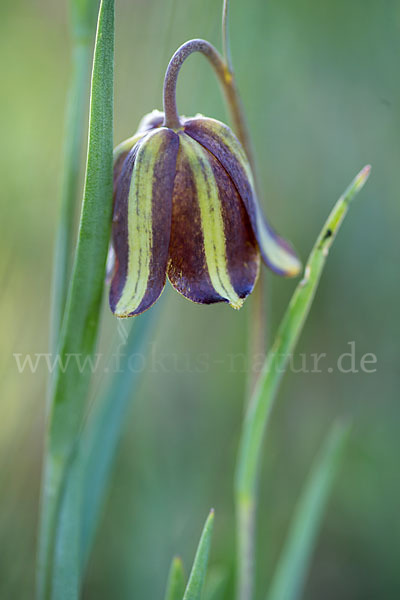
[[50, 0, 99, 356], [266, 421, 350, 600], [183, 510, 215, 600], [80, 305, 160, 566], [51, 275, 160, 597], [53, 306, 159, 593], [51, 461, 83, 600], [234, 166, 371, 600], [37, 1, 114, 597], [164, 557, 186, 600]]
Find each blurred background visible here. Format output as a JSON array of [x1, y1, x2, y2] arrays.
[[1, 0, 399, 598]]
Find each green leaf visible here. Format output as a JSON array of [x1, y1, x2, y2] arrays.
[[50, 2, 98, 357], [234, 166, 371, 600], [266, 421, 350, 600], [36, 0, 114, 597], [183, 510, 215, 600], [164, 556, 186, 600], [51, 461, 83, 600], [51, 308, 157, 597], [80, 306, 160, 566]]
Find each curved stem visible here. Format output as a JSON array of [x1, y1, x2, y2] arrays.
[[163, 39, 226, 130], [162, 38, 255, 169]]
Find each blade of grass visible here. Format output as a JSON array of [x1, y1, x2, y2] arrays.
[[51, 458, 83, 600], [164, 557, 186, 600], [80, 305, 160, 566], [50, 0, 99, 355], [37, 1, 114, 597], [266, 421, 350, 600], [51, 311, 157, 596], [183, 510, 215, 600], [51, 304, 160, 593], [234, 165, 371, 600]]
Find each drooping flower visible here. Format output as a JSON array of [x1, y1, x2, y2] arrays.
[[109, 110, 301, 317]]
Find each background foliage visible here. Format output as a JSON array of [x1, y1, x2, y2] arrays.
[[1, 0, 399, 598]]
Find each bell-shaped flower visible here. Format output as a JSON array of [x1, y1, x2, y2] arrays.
[[109, 110, 301, 317]]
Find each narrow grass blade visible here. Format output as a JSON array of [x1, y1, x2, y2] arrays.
[[53, 306, 159, 591], [266, 421, 350, 600], [234, 166, 371, 600], [164, 556, 186, 600], [183, 510, 215, 600], [80, 306, 160, 566], [50, 314, 155, 598], [50, 0, 99, 355], [37, 1, 114, 597], [51, 461, 83, 600]]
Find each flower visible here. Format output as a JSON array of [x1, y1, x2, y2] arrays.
[[109, 110, 301, 317]]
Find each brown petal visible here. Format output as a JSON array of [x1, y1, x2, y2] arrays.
[[167, 133, 260, 308], [184, 117, 301, 277]]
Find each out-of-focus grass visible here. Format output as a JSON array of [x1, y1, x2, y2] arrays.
[[1, 0, 400, 598]]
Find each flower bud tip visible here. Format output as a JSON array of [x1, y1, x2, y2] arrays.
[[230, 298, 245, 310]]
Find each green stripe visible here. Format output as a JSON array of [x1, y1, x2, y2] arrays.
[[179, 134, 243, 309], [115, 129, 164, 316]]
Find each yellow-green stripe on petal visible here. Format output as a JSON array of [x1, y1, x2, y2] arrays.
[[113, 132, 145, 164], [114, 136, 155, 315], [179, 134, 243, 309], [183, 117, 302, 278], [110, 127, 179, 317]]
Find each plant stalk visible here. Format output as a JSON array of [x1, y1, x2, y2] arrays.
[[162, 14, 264, 598], [162, 38, 254, 169], [222, 0, 233, 74], [235, 166, 371, 600]]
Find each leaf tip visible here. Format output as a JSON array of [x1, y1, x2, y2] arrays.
[[203, 509, 215, 536], [355, 164, 371, 190]]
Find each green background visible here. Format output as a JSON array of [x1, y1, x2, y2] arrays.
[[1, 0, 399, 597]]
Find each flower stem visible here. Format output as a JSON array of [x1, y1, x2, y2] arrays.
[[162, 38, 255, 170], [222, 0, 233, 75], [235, 166, 371, 600], [163, 39, 226, 130], [162, 20, 263, 600], [220, 3, 265, 598]]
